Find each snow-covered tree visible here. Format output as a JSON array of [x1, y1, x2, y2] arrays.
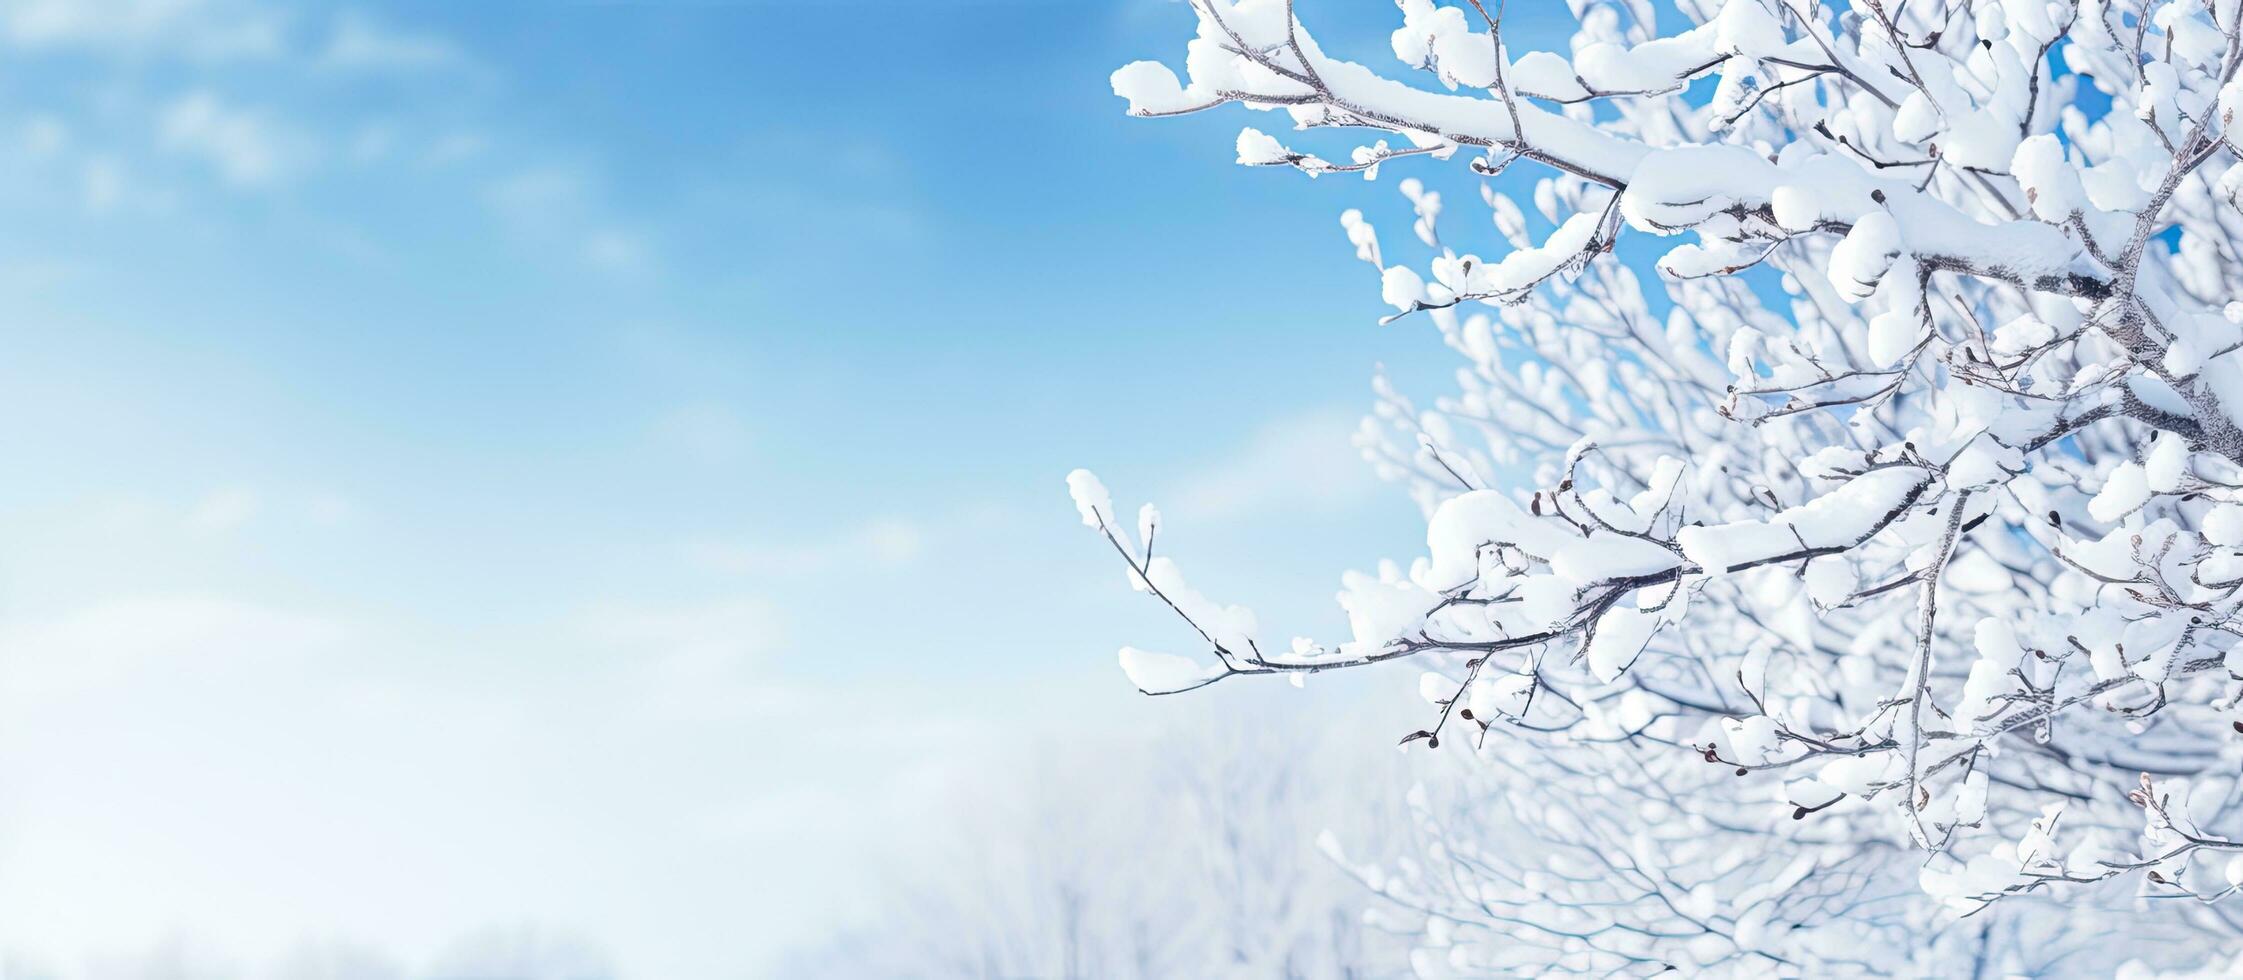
[[778, 695, 1413, 979], [1077, 0, 2243, 965], [1329, 692, 2234, 975], [422, 928, 613, 980]]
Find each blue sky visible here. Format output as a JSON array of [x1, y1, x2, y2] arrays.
[[0, 1, 1589, 975]]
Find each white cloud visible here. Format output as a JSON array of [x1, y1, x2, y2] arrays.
[[1163, 408, 1379, 521], [79, 154, 130, 213], [20, 114, 67, 156], [858, 520, 927, 566], [0, 590, 803, 971], [485, 166, 587, 217], [0, 4, 488, 204], [185, 486, 260, 535], [318, 10, 463, 73], [686, 518, 927, 577], [0, 578, 1142, 976], [582, 228, 653, 275], [0, 1, 657, 274], [0, 594, 340, 704], [579, 594, 793, 709], [0, 1, 467, 74], [176, 487, 358, 535], [485, 169, 660, 276], [304, 492, 356, 526], [422, 129, 488, 166], [580, 596, 785, 672], [651, 401, 752, 463], [0, 595, 545, 968], [0, 0, 287, 62], [157, 90, 306, 187]]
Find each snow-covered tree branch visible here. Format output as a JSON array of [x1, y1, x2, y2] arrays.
[[1077, 0, 2243, 954]]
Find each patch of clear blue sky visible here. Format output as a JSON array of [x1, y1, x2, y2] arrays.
[[0, 0, 1598, 677], [0, 5, 1611, 969]]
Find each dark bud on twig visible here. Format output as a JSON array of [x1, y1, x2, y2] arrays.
[[1735, 767, 1749, 777], [1459, 708, 1474, 721]]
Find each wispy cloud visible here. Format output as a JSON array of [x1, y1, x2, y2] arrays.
[[582, 227, 654, 276], [0, 0, 288, 62], [0, 0, 494, 214], [1162, 408, 1379, 522], [0, 1, 475, 75], [76, 487, 362, 539], [0, 0, 667, 287], [157, 90, 308, 187], [317, 10, 464, 73], [650, 401, 754, 463], [577, 595, 798, 722], [485, 166, 661, 277], [686, 518, 927, 577], [0, 594, 342, 705], [580, 595, 786, 669], [0, 593, 657, 967], [304, 492, 356, 526], [484, 166, 586, 215], [77, 154, 136, 213], [184, 486, 260, 535]]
